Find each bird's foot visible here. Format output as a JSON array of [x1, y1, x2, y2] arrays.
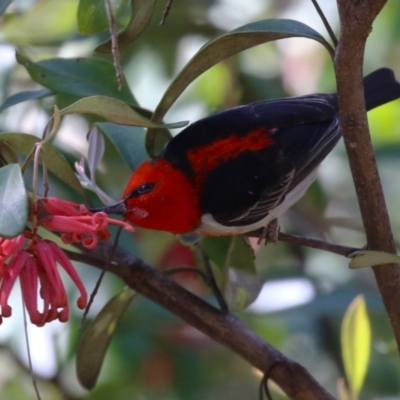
[[257, 219, 279, 245]]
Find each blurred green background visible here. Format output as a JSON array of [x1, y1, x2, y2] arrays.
[[1, 0, 400, 399]]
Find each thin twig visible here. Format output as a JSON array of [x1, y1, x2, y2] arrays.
[[247, 230, 361, 257], [310, 0, 338, 48], [160, 0, 173, 25], [80, 226, 123, 328], [104, 0, 124, 89], [22, 295, 42, 400], [277, 232, 360, 257], [197, 244, 229, 313]]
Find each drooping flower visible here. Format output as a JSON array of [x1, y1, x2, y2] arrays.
[[0, 196, 134, 326], [37, 197, 134, 248]]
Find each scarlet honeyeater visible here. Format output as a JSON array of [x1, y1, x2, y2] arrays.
[[99, 68, 400, 235]]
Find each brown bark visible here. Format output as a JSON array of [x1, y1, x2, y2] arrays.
[[69, 246, 335, 400], [335, 0, 400, 348]]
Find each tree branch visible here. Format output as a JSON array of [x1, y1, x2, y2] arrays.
[[68, 245, 335, 400], [334, 0, 400, 348]]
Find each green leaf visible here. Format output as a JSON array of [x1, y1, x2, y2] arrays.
[[349, 250, 400, 269], [152, 19, 333, 123], [0, 133, 87, 199], [0, 143, 18, 165], [202, 236, 232, 269], [0, 89, 53, 113], [147, 19, 332, 155], [77, 0, 129, 35], [0, 164, 28, 238], [95, 122, 150, 170], [2, 0, 78, 45], [16, 54, 138, 106], [341, 295, 371, 397], [223, 237, 262, 311], [77, 287, 136, 390], [97, 0, 156, 53], [0, 0, 12, 17], [60, 96, 188, 129]]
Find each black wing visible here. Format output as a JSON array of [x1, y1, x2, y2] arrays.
[[162, 94, 337, 176], [199, 116, 340, 226]]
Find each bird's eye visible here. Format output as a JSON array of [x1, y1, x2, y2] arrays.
[[136, 183, 154, 195]]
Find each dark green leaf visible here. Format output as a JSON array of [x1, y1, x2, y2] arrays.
[[202, 236, 233, 269], [0, 164, 28, 238], [97, 0, 156, 52], [77, 288, 136, 390], [0, 133, 87, 199], [16, 54, 138, 106], [152, 19, 333, 123], [0, 0, 12, 17], [147, 19, 332, 154], [60, 96, 188, 129], [0, 89, 53, 113], [77, 0, 129, 35], [95, 122, 150, 170]]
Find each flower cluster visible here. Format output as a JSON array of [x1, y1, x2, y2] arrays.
[[0, 197, 133, 326]]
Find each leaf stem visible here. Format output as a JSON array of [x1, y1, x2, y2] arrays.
[[310, 0, 338, 48], [160, 0, 173, 25]]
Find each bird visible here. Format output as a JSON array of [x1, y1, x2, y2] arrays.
[[96, 68, 400, 236]]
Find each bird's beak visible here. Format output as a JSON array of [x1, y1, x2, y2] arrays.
[[89, 200, 127, 215]]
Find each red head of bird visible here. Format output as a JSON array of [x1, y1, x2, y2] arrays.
[[120, 159, 201, 234]]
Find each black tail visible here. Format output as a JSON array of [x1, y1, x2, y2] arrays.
[[364, 68, 400, 111]]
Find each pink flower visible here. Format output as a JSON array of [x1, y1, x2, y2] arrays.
[[0, 196, 133, 326], [37, 197, 134, 249], [0, 236, 88, 326]]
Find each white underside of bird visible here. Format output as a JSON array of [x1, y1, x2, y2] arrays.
[[197, 169, 318, 236]]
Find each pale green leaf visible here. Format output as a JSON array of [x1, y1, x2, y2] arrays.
[[60, 96, 188, 129], [341, 295, 371, 397], [349, 250, 400, 269], [2, 0, 78, 45], [77, 288, 136, 390], [0, 164, 28, 238], [87, 127, 105, 185]]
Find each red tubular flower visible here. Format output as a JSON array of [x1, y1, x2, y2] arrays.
[[0, 196, 133, 326], [0, 248, 29, 319], [0, 237, 88, 326], [38, 197, 133, 249]]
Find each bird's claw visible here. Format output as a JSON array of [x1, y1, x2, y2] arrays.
[[257, 219, 280, 245]]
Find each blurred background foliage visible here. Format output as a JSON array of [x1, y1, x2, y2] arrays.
[[0, 0, 400, 399]]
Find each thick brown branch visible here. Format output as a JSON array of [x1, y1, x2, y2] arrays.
[[335, 0, 400, 348], [68, 246, 335, 400]]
